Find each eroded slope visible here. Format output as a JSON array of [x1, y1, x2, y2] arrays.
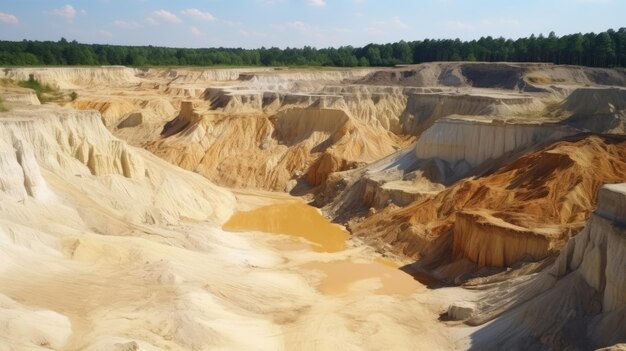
[[351, 135, 626, 276], [465, 184, 626, 350]]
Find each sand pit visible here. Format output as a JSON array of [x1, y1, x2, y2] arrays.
[[1, 63, 625, 350], [0, 103, 457, 350]]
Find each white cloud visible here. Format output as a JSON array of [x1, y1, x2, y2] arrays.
[[189, 26, 203, 36], [239, 29, 266, 38], [446, 20, 474, 31], [282, 21, 325, 38], [151, 9, 181, 24], [222, 19, 243, 27], [0, 12, 18, 24], [366, 16, 408, 36], [52, 4, 77, 21], [269, 23, 286, 30], [257, 0, 286, 4], [307, 0, 326, 7], [286, 20, 309, 32], [145, 17, 158, 25], [99, 30, 113, 37], [389, 16, 408, 29], [445, 18, 520, 32], [274, 20, 345, 39], [480, 18, 520, 27], [113, 20, 142, 29], [181, 8, 215, 21]]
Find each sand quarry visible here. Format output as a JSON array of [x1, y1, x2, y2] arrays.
[[0, 63, 625, 350]]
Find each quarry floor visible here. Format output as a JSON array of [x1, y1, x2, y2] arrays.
[[0, 187, 479, 350], [218, 190, 478, 350]]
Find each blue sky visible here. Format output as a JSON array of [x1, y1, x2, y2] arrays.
[[0, 0, 624, 48]]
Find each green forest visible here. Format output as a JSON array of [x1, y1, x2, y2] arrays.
[[1, 28, 625, 68]]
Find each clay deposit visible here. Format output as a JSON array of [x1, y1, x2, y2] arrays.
[[0, 62, 625, 350]]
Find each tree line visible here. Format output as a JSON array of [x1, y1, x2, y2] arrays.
[[0, 28, 625, 68]]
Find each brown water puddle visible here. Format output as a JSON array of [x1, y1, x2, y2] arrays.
[[223, 201, 422, 296], [301, 260, 421, 296], [223, 202, 348, 252]]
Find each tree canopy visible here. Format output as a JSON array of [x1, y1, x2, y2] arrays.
[[1, 28, 625, 68]]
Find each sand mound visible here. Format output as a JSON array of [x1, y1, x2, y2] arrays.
[[558, 87, 626, 133], [351, 135, 626, 273]]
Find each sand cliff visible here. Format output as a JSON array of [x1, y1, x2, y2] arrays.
[[466, 183, 626, 350]]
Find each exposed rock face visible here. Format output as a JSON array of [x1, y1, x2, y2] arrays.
[[581, 184, 626, 312], [306, 152, 352, 186], [351, 135, 626, 271], [468, 183, 626, 350], [447, 301, 476, 321], [166, 67, 275, 82], [413, 117, 573, 181], [2, 108, 146, 180], [146, 105, 405, 191], [73, 98, 177, 127], [322, 85, 408, 134], [242, 69, 375, 85], [0, 87, 40, 106], [453, 211, 557, 267], [0, 105, 234, 224], [400, 92, 544, 135]]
